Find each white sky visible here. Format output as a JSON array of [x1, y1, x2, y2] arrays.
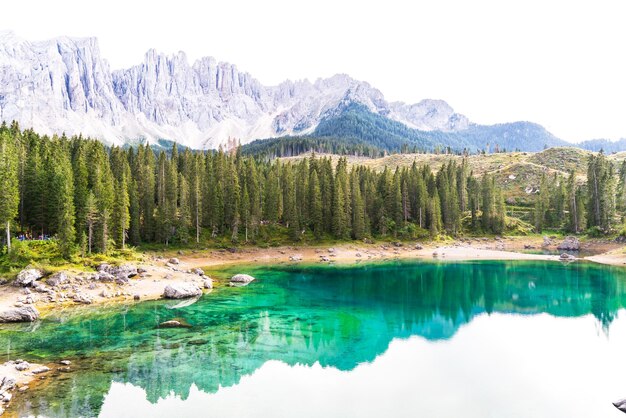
[[3, 0, 626, 142]]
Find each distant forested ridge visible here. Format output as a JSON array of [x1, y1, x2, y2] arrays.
[[577, 138, 626, 153], [241, 104, 571, 158]]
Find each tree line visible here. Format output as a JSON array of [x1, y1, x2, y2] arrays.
[[0, 122, 509, 257], [533, 151, 625, 235]]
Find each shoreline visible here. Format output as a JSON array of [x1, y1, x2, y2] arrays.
[[0, 237, 624, 321]]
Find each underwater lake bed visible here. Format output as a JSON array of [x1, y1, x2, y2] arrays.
[[2, 260, 626, 417]]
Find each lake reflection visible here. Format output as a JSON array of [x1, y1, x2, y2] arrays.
[[3, 260, 626, 417]]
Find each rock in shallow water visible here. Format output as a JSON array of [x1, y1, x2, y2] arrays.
[[159, 319, 191, 328], [0, 306, 39, 323], [163, 284, 202, 299], [229, 274, 255, 287], [31, 366, 50, 374]]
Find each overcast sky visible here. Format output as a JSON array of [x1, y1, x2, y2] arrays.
[[3, 0, 626, 142]]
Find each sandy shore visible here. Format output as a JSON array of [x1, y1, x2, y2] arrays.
[[0, 236, 623, 321]]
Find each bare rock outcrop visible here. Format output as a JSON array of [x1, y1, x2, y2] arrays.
[[0, 306, 39, 323], [163, 284, 202, 299]]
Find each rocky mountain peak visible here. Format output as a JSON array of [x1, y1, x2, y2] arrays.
[[0, 33, 472, 149]]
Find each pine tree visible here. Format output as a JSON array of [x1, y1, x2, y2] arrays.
[[566, 170, 584, 233], [112, 173, 130, 249], [0, 131, 19, 253], [351, 169, 366, 240], [89, 143, 115, 253], [309, 168, 323, 239], [283, 164, 299, 240], [428, 193, 442, 238], [84, 191, 98, 255], [481, 174, 495, 232], [241, 183, 251, 242], [49, 144, 75, 257], [177, 173, 191, 244]]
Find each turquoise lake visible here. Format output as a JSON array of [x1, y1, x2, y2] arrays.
[[2, 260, 626, 417]]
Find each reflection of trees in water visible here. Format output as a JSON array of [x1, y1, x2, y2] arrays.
[[4, 261, 626, 416]]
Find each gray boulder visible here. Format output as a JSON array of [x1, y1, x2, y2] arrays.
[[108, 264, 138, 280], [0, 306, 39, 323], [46, 272, 69, 287], [229, 274, 256, 287], [94, 272, 115, 282], [168, 258, 180, 265], [191, 268, 204, 276], [73, 294, 93, 304], [15, 269, 44, 287], [95, 264, 137, 284], [31, 366, 50, 374], [96, 263, 111, 272], [560, 253, 576, 261], [14, 360, 30, 371], [0, 377, 16, 393], [203, 277, 213, 289], [557, 236, 580, 251], [163, 284, 202, 299]]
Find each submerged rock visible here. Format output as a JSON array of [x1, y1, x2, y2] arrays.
[[0, 306, 39, 323], [557, 236, 580, 251], [15, 269, 44, 287], [163, 284, 202, 299], [166, 296, 200, 309], [229, 274, 255, 287], [31, 366, 50, 374], [159, 318, 191, 328]]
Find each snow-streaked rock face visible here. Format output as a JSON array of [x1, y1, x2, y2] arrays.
[[0, 31, 469, 149]]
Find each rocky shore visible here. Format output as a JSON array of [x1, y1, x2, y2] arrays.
[[0, 258, 215, 324], [0, 359, 53, 416]]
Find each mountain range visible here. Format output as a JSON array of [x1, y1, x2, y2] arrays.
[[0, 31, 622, 153]]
